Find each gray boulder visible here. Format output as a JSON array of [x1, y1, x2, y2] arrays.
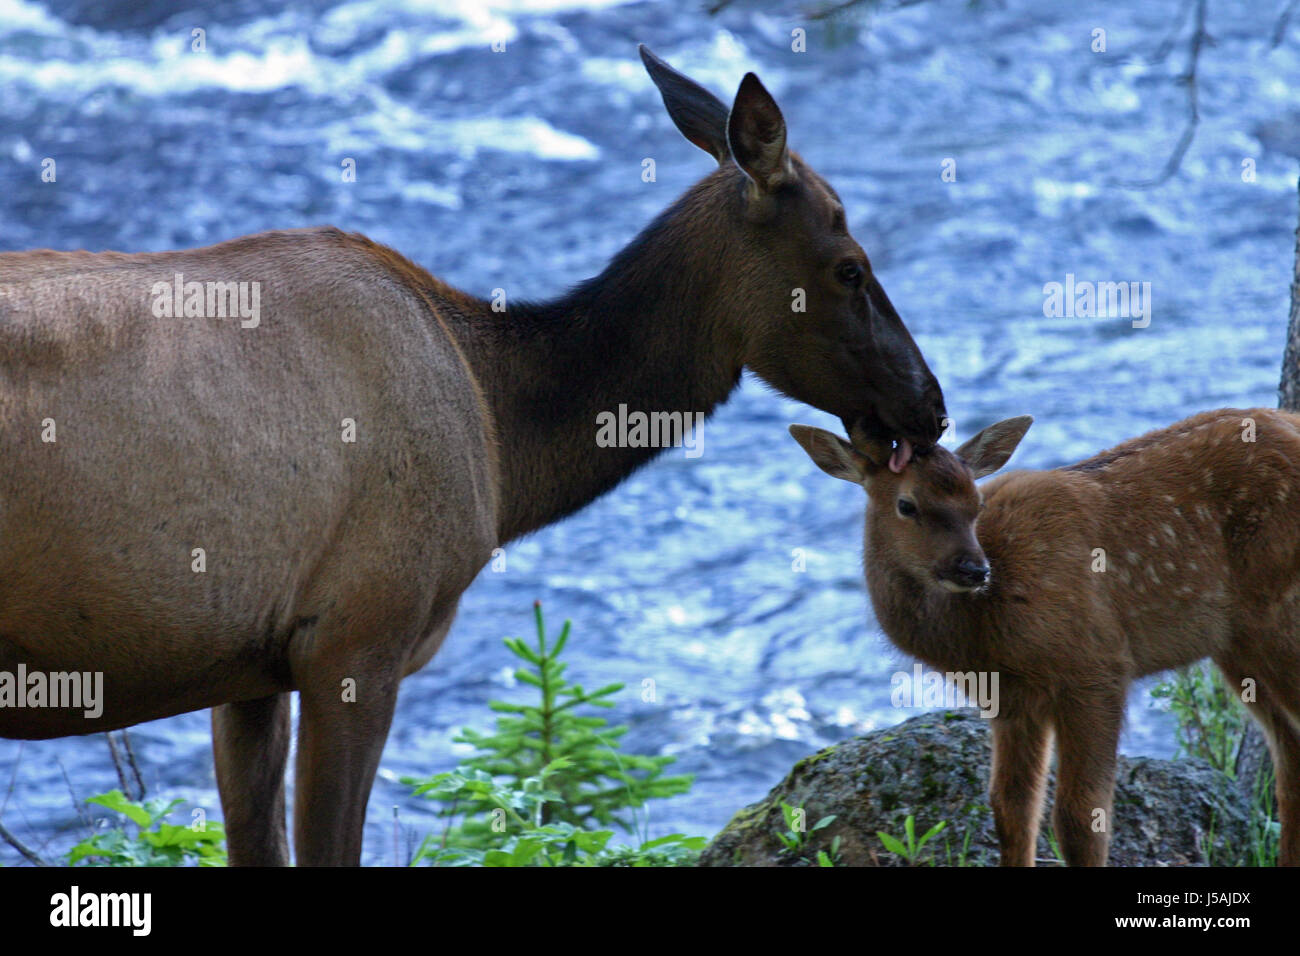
[[698, 710, 1252, 867]]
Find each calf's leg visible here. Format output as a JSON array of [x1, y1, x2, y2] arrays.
[[989, 709, 1052, 866], [1051, 689, 1125, 866]]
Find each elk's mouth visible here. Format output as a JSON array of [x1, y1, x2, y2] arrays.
[[841, 374, 947, 452], [842, 407, 940, 462], [843, 413, 926, 472]]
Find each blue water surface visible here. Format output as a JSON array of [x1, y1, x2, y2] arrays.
[[0, 0, 1296, 863]]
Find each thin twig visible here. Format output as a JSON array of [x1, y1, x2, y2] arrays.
[[0, 818, 52, 866], [104, 731, 133, 798], [1, 741, 23, 818], [0, 744, 55, 864], [1117, 0, 1209, 189], [807, 0, 926, 22], [808, 0, 872, 20], [1274, 0, 1299, 46], [1148, 0, 1196, 64], [440, 798, 458, 850], [121, 729, 146, 799], [57, 757, 90, 828]]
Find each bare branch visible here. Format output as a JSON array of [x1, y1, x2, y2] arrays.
[[0, 818, 52, 867], [1278, 178, 1300, 410], [1148, 0, 1196, 64], [104, 731, 133, 799], [1, 741, 22, 819], [122, 729, 146, 799], [1274, 0, 1299, 47], [0, 745, 52, 865], [57, 757, 90, 828], [807, 0, 926, 22], [1117, 0, 1209, 189]]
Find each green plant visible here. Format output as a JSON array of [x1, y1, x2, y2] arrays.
[[1045, 828, 1065, 865], [943, 823, 976, 867], [67, 790, 226, 867], [945, 802, 993, 866], [1149, 666, 1286, 867], [816, 836, 843, 867], [405, 602, 698, 863], [409, 761, 704, 867], [1200, 807, 1220, 865], [877, 814, 946, 866], [1245, 765, 1281, 867], [774, 800, 836, 858], [593, 835, 708, 867], [1150, 663, 1246, 776]]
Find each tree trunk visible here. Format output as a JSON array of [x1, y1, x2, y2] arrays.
[[1278, 175, 1300, 410], [1238, 175, 1300, 802]]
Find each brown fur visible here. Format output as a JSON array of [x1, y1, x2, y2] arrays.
[[792, 408, 1300, 866], [0, 48, 945, 865]]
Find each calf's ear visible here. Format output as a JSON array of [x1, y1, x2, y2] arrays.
[[955, 416, 1033, 479], [789, 425, 871, 484]]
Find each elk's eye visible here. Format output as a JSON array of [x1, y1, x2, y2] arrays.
[[897, 498, 918, 519], [835, 260, 864, 286]]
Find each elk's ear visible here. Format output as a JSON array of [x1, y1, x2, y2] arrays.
[[789, 425, 871, 484], [640, 45, 730, 164], [955, 416, 1033, 479], [727, 73, 791, 192]]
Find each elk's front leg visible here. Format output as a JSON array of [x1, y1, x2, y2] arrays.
[[989, 710, 1051, 866], [1052, 690, 1125, 866], [212, 693, 291, 866]]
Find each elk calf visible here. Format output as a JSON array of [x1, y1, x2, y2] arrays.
[[790, 408, 1300, 866]]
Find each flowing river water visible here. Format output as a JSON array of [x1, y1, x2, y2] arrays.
[[0, 0, 1297, 863]]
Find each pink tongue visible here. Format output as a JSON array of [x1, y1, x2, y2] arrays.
[[888, 439, 913, 474]]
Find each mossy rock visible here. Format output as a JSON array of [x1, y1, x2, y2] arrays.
[[698, 710, 1251, 867]]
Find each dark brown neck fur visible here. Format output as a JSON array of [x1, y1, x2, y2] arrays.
[[436, 169, 750, 543]]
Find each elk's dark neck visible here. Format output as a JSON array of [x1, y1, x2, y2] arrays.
[[448, 172, 746, 543]]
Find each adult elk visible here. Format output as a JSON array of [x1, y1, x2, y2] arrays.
[[0, 47, 945, 865], [791, 408, 1300, 866]]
